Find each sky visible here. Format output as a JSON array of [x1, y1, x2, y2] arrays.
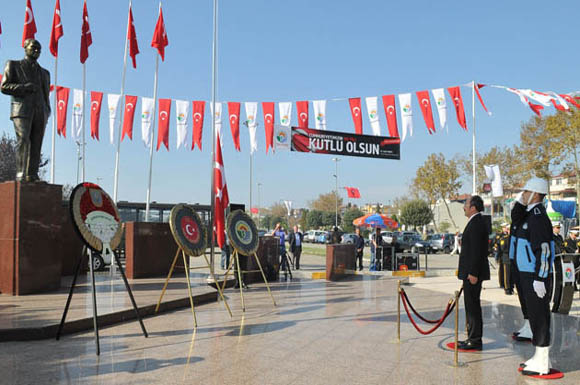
[[0, 0, 578, 210]]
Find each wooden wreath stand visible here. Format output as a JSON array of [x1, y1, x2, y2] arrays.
[[221, 248, 277, 312], [155, 247, 232, 327], [56, 247, 148, 355]]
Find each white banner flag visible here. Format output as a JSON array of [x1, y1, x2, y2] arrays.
[[279, 102, 292, 127], [107, 93, 121, 144], [313, 100, 327, 130], [72, 89, 84, 140], [519, 89, 554, 106], [398, 93, 413, 141], [484, 165, 503, 197], [210, 102, 223, 143], [283, 200, 293, 216], [274, 124, 290, 152], [141, 97, 155, 148], [431, 88, 447, 131], [175, 100, 189, 149], [365, 96, 381, 136], [245, 102, 258, 154]]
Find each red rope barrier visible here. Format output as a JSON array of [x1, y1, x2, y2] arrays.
[[400, 291, 453, 335], [401, 289, 444, 324]]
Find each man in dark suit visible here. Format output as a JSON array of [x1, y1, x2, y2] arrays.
[[1, 39, 51, 182], [457, 195, 490, 350], [288, 225, 303, 269]]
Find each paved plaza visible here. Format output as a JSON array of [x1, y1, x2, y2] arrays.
[[1, 257, 579, 384]]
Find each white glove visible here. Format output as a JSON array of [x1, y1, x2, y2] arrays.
[[533, 280, 546, 298]]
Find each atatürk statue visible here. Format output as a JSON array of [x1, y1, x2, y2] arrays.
[[1, 39, 51, 182]]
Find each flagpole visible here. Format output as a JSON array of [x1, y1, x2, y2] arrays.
[[113, 0, 131, 202], [209, 0, 219, 274], [145, 54, 159, 222], [81, 62, 86, 182], [50, 56, 58, 184], [472, 80, 476, 195]]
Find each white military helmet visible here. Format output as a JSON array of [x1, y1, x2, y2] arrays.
[[522, 177, 548, 195]]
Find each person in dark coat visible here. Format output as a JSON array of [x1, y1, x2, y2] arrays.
[[457, 195, 490, 351], [354, 227, 365, 271], [288, 225, 303, 269]]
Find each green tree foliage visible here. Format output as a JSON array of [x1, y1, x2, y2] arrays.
[[0, 133, 48, 182], [306, 210, 324, 229], [518, 115, 560, 186], [412, 153, 461, 229], [322, 211, 341, 228], [309, 191, 343, 212], [400, 200, 434, 230], [342, 207, 364, 233]]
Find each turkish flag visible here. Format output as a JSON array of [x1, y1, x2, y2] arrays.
[[192, 101, 205, 150], [80, 0, 92, 64], [151, 5, 169, 61], [381, 95, 399, 138], [49, 0, 64, 57], [560, 94, 580, 109], [157, 98, 171, 151], [22, 0, 37, 47], [227, 102, 241, 151], [296, 101, 309, 129], [263, 102, 275, 153], [348, 97, 363, 135], [250, 207, 259, 214], [213, 133, 229, 248], [416, 90, 436, 134], [345, 187, 361, 198], [122, 95, 137, 141], [475, 84, 491, 115], [447, 86, 467, 131], [56, 86, 70, 137], [90, 91, 103, 140], [127, 5, 139, 68]]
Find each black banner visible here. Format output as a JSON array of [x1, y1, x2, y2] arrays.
[[291, 127, 400, 160]]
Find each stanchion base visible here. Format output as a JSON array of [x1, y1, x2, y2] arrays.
[[445, 342, 482, 352], [517, 367, 564, 379], [445, 360, 467, 368]]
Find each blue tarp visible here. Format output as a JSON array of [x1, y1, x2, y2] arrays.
[[550, 200, 576, 219]]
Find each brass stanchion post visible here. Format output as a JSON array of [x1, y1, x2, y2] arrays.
[[397, 280, 401, 342], [447, 290, 466, 367]]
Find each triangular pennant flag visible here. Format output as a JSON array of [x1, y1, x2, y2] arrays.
[[227, 102, 241, 151], [398, 93, 413, 141], [192, 101, 205, 150], [175, 100, 189, 149], [157, 98, 171, 151], [447, 86, 467, 130], [381, 95, 399, 138], [348, 97, 363, 135], [122, 95, 137, 141], [107, 93, 121, 144], [71, 89, 84, 140], [431, 88, 447, 131], [56, 86, 70, 137], [475, 83, 491, 115], [245, 102, 258, 154], [141, 97, 155, 148], [365, 96, 381, 136], [90, 91, 103, 140], [210, 102, 223, 144], [279, 102, 292, 127], [262, 102, 275, 152], [313, 100, 327, 130], [416, 90, 436, 134], [296, 101, 309, 129]]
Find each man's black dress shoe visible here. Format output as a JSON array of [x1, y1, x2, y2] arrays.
[[457, 340, 482, 351]]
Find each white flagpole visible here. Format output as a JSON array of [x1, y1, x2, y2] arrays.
[[113, 0, 131, 202], [209, 0, 219, 273], [81, 62, 86, 182], [145, 3, 161, 222], [472, 81, 476, 195], [50, 56, 58, 184]]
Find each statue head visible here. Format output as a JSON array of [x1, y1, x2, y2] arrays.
[[23, 39, 41, 61]]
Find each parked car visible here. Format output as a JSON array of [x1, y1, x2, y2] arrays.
[[258, 229, 268, 237], [341, 233, 358, 244], [381, 231, 394, 244], [394, 233, 424, 253], [304, 230, 324, 243], [428, 233, 455, 254]]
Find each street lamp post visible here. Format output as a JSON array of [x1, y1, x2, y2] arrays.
[[332, 157, 341, 228]]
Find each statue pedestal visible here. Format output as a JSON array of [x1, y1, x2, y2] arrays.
[[326, 244, 356, 281], [0, 181, 64, 295]]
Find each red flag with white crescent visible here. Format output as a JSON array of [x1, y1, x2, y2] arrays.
[[381, 94, 399, 138], [122, 95, 137, 141], [49, 0, 64, 57], [80, 0, 92, 64], [213, 133, 229, 248], [90, 91, 103, 140], [345, 187, 361, 198], [22, 0, 37, 47], [227, 102, 241, 151], [560, 94, 580, 109], [192, 101, 205, 150], [296, 101, 309, 129], [475, 84, 491, 115], [348, 97, 363, 135], [447, 86, 467, 131], [127, 5, 139, 68], [56, 86, 70, 137], [262, 102, 275, 153], [416, 90, 436, 134], [151, 5, 169, 61], [157, 98, 171, 151]]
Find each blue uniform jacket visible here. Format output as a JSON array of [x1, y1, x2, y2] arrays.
[[509, 202, 555, 282]]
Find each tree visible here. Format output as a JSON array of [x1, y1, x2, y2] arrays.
[[0, 133, 49, 182], [411, 153, 461, 229], [322, 211, 340, 228], [399, 200, 434, 230], [306, 210, 324, 229], [309, 191, 343, 212], [342, 207, 364, 233]]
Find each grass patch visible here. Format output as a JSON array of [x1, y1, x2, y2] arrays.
[[301, 245, 327, 257]]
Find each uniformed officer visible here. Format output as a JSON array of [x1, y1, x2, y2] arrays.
[[552, 222, 564, 255], [510, 177, 556, 376], [563, 228, 579, 254], [496, 223, 513, 295]]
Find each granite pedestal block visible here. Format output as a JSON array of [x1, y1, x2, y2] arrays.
[[326, 244, 356, 281]]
